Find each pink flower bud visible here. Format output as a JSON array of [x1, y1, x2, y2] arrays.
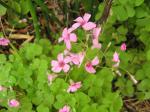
[[0, 38, 10, 46], [9, 99, 20, 107], [120, 43, 126, 51], [0, 85, 5, 91], [59, 105, 70, 112]]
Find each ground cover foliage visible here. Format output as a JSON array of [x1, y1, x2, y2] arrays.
[[0, 0, 150, 112]]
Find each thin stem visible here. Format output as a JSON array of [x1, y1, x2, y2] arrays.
[[0, 17, 19, 54], [28, 0, 41, 41], [119, 67, 138, 84]]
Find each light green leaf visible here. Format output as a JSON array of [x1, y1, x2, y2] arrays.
[[37, 105, 49, 112], [125, 5, 135, 17], [113, 5, 128, 21], [0, 4, 7, 16], [135, 0, 144, 6]]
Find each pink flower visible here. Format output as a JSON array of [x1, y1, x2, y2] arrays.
[[59, 28, 77, 50], [59, 105, 70, 112], [48, 74, 57, 84], [67, 81, 82, 93], [9, 99, 20, 107], [51, 53, 71, 73], [112, 52, 120, 67], [85, 56, 99, 73], [92, 27, 102, 49], [69, 52, 85, 66], [72, 13, 96, 31], [112, 52, 119, 62], [120, 43, 126, 51], [0, 38, 10, 46], [0, 85, 5, 91]]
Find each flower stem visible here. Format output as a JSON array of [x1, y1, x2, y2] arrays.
[[27, 0, 41, 41]]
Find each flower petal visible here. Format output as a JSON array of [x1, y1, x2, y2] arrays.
[[59, 105, 70, 112], [75, 82, 81, 89], [74, 17, 84, 23], [78, 52, 85, 66], [93, 27, 101, 39], [64, 56, 71, 63], [120, 43, 126, 51], [62, 28, 68, 37], [112, 52, 119, 62], [71, 23, 81, 31], [91, 56, 99, 66], [63, 64, 70, 72], [51, 60, 58, 67], [58, 37, 63, 43], [70, 33, 77, 42], [57, 53, 64, 61], [52, 66, 62, 73], [85, 63, 96, 73], [65, 41, 71, 50], [83, 13, 91, 22], [92, 43, 101, 49], [82, 22, 96, 30]]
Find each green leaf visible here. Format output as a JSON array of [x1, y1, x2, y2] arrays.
[[0, 4, 7, 16], [95, 3, 105, 21], [75, 92, 90, 106], [135, 0, 144, 6], [146, 50, 150, 61], [125, 5, 135, 17], [135, 7, 148, 18], [113, 5, 128, 21], [37, 105, 49, 112], [125, 80, 134, 96], [135, 69, 146, 80], [20, 0, 29, 14], [81, 105, 97, 112], [102, 93, 123, 112], [20, 97, 33, 112], [9, 1, 21, 13], [0, 54, 6, 64], [138, 79, 150, 91], [50, 78, 68, 95], [22, 43, 43, 60], [118, 0, 128, 5], [142, 62, 150, 78], [38, 39, 51, 55], [117, 25, 128, 35]]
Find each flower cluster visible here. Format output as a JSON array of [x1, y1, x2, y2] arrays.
[[51, 13, 101, 74], [50, 13, 127, 111]]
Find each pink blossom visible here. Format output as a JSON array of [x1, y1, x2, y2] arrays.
[[92, 27, 102, 49], [0, 85, 5, 91], [48, 74, 57, 84], [59, 28, 77, 50], [120, 43, 126, 51], [69, 52, 85, 66], [67, 81, 82, 93], [0, 38, 10, 46], [72, 13, 96, 31], [112, 52, 119, 62], [51, 53, 71, 73], [85, 56, 99, 73], [112, 52, 120, 67], [9, 99, 20, 107], [59, 105, 70, 112]]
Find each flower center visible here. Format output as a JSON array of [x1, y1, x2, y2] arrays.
[[59, 61, 65, 67], [81, 21, 86, 25], [86, 62, 92, 67]]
